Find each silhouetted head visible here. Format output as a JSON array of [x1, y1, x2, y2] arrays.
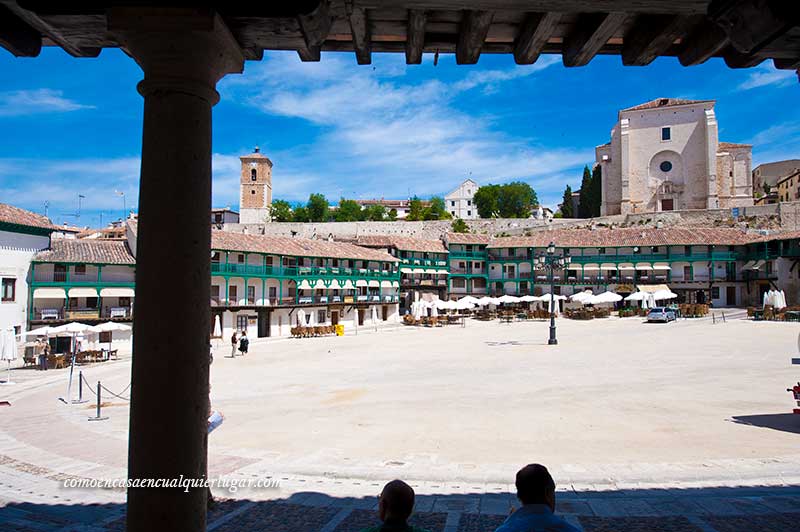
[[515, 464, 556, 510], [378, 479, 415, 522]]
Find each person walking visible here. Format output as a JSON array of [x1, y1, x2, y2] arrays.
[[238, 330, 249, 355], [230, 330, 238, 358], [38, 338, 49, 371]]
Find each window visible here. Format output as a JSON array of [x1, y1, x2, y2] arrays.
[[467, 211, 471, 216], [214, 213, 222, 223], [247, 286, 255, 304], [661, 127, 671, 141], [119, 297, 131, 307], [237, 254, 245, 263], [452, 278, 466, 288], [229, 285, 238, 304], [1, 278, 15, 302], [684, 246, 692, 256], [251, 168, 257, 181], [711, 287, 720, 299], [660, 161, 672, 172], [451, 201, 455, 207], [451, 211, 456, 216], [86, 297, 98, 309], [467, 200, 471, 206], [269, 286, 277, 299], [74, 264, 86, 275], [251, 190, 256, 195], [211, 285, 220, 302], [683, 266, 692, 280], [317, 310, 326, 324]]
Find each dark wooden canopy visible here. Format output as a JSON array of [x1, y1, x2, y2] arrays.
[[1, 1, 798, 70]]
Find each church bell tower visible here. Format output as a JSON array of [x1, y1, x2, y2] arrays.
[[239, 146, 273, 223]]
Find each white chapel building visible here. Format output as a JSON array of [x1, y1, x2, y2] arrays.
[[445, 178, 479, 219], [595, 98, 753, 215]]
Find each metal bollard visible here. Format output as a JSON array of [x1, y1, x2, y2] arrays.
[[88, 380, 108, 421], [72, 371, 88, 404], [722, 311, 726, 323]]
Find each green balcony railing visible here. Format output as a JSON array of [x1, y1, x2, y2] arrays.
[[448, 250, 488, 260], [569, 251, 739, 264], [211, 262, 399, 279]]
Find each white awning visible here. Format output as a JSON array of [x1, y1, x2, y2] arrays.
[[567, 263, 583, 271], [368, 280, 380, 287], [99, 287, 135, 297], [391, 281, 399, 288], [600, 263, 617, 271], [313, 279, 326, 289], [33, 287, 66, 299], [582, 263, 600, 271], [381, 280, 393, 287], [424, 268, 437, 274], [297, 279, 312, 289], [652, 263, 671, 271], [400, 268, 413, 274], [618, 263, 635, 270], [328, 280, 341, 289], [436, 269, 449, 275], [751, 259, 765, 270], [355, 280, 368, 287], [68, 287, 98, 298], [342, 280, 355, 289], [635, 263, 653, 271], [741, 260, 754, 270]]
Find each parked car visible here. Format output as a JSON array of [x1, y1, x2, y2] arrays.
[[647, 307, 676, 323]]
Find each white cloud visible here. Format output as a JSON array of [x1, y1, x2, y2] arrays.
[[737, 64, 796, 91], [222, 53, 587, 208], [0, 89, 94, 117]]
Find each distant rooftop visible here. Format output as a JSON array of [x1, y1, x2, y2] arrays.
[[621, 98, 715, 113]]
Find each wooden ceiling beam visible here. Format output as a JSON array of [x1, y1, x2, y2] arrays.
[[723, 48, 765, 68], [346, 1, 371, 64], [297, 45, 321, 61], [678, 18, 729, 66], [0, 3, 41, 56], [3, 1, 98, 57], [405, 9, 426, 64], [563, 12, 627, 67], [297, 0, 332, 48], [456, 9, 493, 64], [773, 57, 800, 70], [622, 14, 699, 66], [513, 12, 560, 65], [709, 0, 798, 55]]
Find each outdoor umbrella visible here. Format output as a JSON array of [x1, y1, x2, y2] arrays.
[[476, 296, 494, 306], [652, 289, 678, 302], [589, 291, 623, 305], [22, 325, 54, 337], [497, 294, 521, 305], [297, 309, 306, 326], [94, 321, 132, 332], [213, 315, 222, 338], [0, 329, 18, 385], [519, 295, 539, 303], [570, 290, 594, 304], [458, 296, 480, 305]]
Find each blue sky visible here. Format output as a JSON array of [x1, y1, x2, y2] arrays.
[[0, 47, 797, 227]]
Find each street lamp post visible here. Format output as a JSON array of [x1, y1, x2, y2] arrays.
[[534, 241, 571, 345]]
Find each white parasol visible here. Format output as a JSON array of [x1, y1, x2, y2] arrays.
[[297, 309, 306, 326], [213, 315, 222, 338], [0, 329, 18, 385], [589, 291, 623, 305], [570, 290, 594, 304], [519, 295, 539, 303], [497, 294, 521, 304]]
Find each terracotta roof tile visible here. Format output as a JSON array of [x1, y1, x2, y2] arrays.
[[0, 203, 54, 230], [444, 232, 492, 245], [357, 235, 448, 254], [718, 142, 752, 149], [486, 227, 765, 249], [213, 231, 398, 262], [33, 239, 135, 265], [621, 98, 714, 112]]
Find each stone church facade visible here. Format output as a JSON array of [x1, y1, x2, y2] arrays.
[[596, 98, 753, 215]]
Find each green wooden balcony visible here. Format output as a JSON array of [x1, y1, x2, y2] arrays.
[[448, 250, 487, 259], [211, 262, 399, 279], [399, 257, 448, 268], [569, 251, 739, 264]]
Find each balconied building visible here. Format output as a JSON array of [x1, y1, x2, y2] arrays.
[[210, 232, 400, 337], [442, 228, 800, 308], [444, 233, 490, 297], [357, 236, 449, 311]]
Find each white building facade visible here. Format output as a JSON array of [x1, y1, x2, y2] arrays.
[[445, 179, 479, 219], [0, 204, 54, 335], [596, 98, 753, 215]]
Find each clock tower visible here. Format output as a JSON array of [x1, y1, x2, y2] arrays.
[[239, 146, 273, 223]]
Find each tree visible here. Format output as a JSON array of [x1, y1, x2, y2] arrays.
[[473, 184, 501, 218], [451, 218, 469, 233], [560, 185, 574, 218], [270, 199, 293, 222], [497, 181, 537, 218], [292, 206, 309, 222], [590, 164, 602, 216], [363, 204, 387, 221], [387, 208, 398, 221], [406, 196, 426, 221], [578, 165, 592, 218], [424, 196, 451, 220], [306, 193, 330, 222], [336, 198, 363, 222]]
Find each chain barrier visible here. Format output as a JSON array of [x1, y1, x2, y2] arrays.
[[80, 373, 130, 401]]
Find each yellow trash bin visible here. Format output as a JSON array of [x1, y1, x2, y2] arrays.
[[335, 324, 344, 336]]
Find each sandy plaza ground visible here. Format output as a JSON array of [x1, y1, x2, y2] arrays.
[[0, 312, 799, 530]]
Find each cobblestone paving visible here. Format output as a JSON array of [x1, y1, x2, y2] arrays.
[[457, 513, 506, 531], [579, 516, 703, 531], [211, 501, 340, 532], [703, 512, 800, 532], [334, 508, 448, 531]]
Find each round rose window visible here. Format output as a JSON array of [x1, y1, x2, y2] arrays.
[[660, 161, 673, 172]]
